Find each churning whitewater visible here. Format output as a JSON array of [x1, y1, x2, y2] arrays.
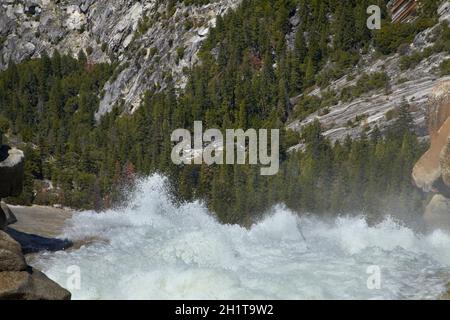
[[33, 175, 450, 300]]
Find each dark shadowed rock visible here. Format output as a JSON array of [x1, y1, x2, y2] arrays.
[[0, 140, 69, 299], [1, 202, 17, 226], [412, 85, 450, 196], [0, 146, 25, 198], [413, 82, 450, 230]]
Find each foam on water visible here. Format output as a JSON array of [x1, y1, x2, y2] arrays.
[[33, 175, 450, 300]]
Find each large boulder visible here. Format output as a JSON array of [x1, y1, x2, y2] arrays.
[[412, 82, 450, 192], [0, 145, 25, 198], [0, 269, 71, 300], [0, 231, 27, 272], [0, 230, 71, 300]]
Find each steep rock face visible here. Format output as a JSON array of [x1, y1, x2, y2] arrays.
[[413, 79, 450, 230], [0, 146, 25, 199], [288, 52, 450, 145], [0, 231, 27, 272], [0, 202, 17, 227], [288, 5, 450, 146], [0, 136, 69, 298], [0, 0, 242, 118], [413, 81, 450, 192]]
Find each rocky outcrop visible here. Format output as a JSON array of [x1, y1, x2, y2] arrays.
[[0, 146, 24, 199], [288, 4, 450, 146], [0, 230, 71, 300], [0, 0, 242, 118], [0, 202, 17, 227], [0, 230, 70, 300], [0, 231, 26, 272], [413, 80, 450, 230], [439, 1, 450, 23], [0, 143, 24, 231]]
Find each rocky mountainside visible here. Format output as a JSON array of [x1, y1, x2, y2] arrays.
[[2, 0, 448, 132], [0, 0, 241, 118], [288, 2, 450, 147]]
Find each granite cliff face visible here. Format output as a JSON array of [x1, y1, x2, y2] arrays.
[[0, 0, 241, 117], [288, 3, 450, 147], [413, 81, 450, 230], [2, 0, 448, 131]]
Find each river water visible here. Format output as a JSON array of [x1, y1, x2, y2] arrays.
[[33, 175, 450, 300]]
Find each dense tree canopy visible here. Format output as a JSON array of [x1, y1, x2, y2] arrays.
[[0, 0, 442, 224]]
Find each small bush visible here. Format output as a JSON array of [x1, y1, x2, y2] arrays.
[[176, 46, 185, 61], [184, 19, 194, 31], [340, 72, 390, 102], [440, 59, 450, 76], [86, 46, 94, 56]]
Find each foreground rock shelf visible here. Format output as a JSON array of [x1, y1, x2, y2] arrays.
[[0, 230, 71, 300]]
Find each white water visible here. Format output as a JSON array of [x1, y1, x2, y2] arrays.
[[33, 175, 450, 300]]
